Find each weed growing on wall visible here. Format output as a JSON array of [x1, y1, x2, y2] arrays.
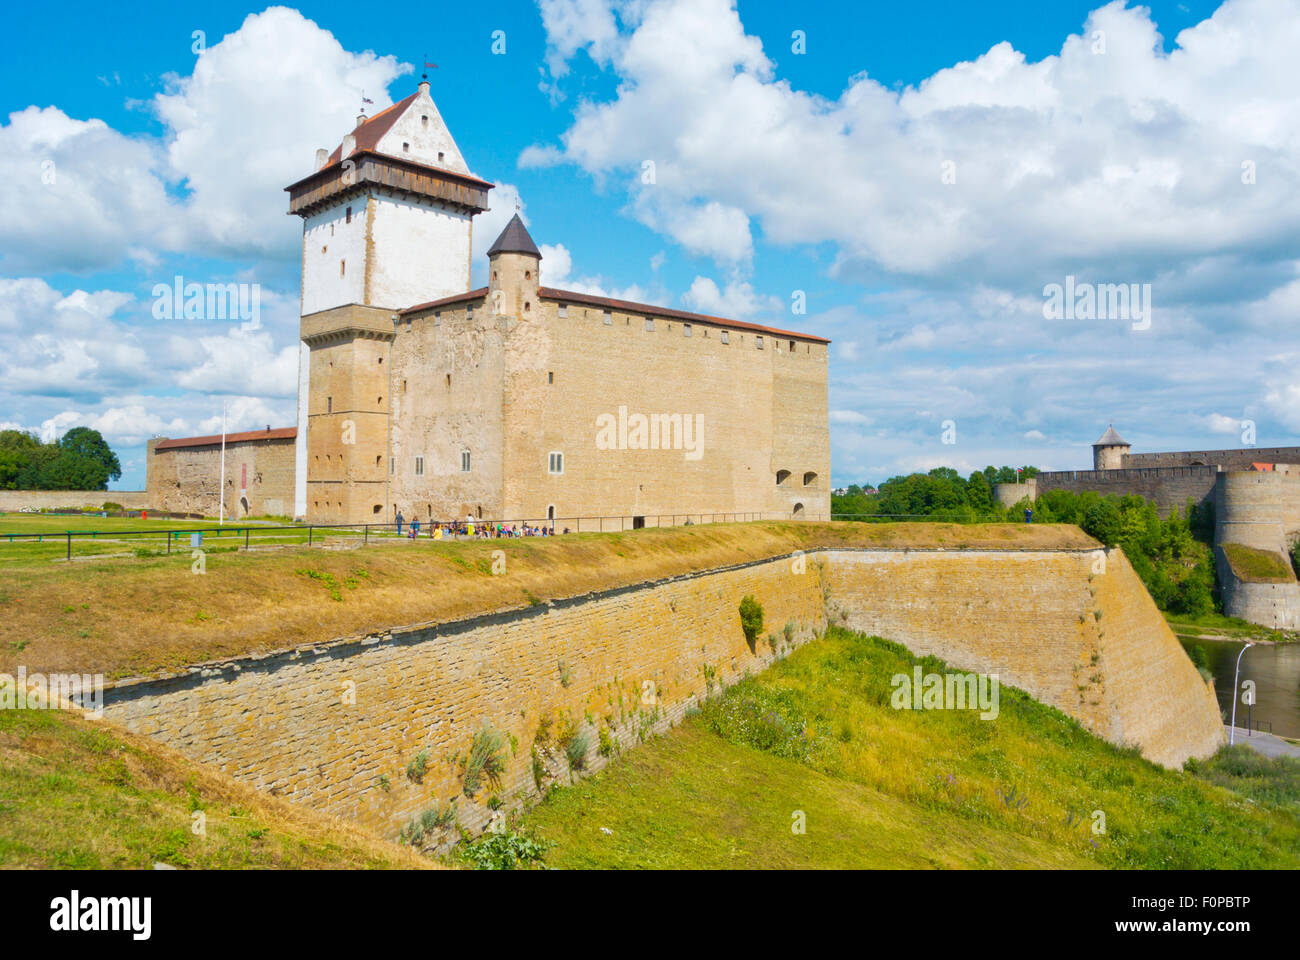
[[463, 724, 506, 796], [739, 594, 764, 652]]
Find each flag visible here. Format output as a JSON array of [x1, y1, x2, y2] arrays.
[[424, 61, 438, 68]]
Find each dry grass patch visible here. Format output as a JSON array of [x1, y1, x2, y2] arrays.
[[0, 521, 1097, 680]]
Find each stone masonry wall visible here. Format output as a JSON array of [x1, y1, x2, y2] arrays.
[[104, 553, 828, 839], [826, 548, 1223, 769], [102, 547, 1223, 842], [0, 490, 148, 512]]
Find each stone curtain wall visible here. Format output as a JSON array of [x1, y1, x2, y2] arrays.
[[104, 553, 828, 837], [1125, 446, 1300, 470], [0, 490, 148, 512], [1032, 466, 1219, 518], [102, 547, 1223, 840], [826, 549, 1223, 768]]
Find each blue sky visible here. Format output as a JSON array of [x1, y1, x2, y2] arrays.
[[2, 0, 1296, 489]]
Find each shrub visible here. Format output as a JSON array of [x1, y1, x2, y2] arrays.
[[738, 595, 764, 651], [456, 830, 553, 870], [463, 724, 506, 796]]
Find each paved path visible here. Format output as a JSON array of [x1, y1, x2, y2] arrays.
[[1226, 726, 1300, 760]]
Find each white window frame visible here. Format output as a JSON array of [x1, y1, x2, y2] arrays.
[[414, 456, 424, 476], [548, 451, 564, 475], [461, 450, 471, 473], [721, 330, 730, 344]]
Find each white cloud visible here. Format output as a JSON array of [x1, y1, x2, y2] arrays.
[[534, 0, 1300, 287], [681, 276, 780, 319], [0, 7, 409, 274]]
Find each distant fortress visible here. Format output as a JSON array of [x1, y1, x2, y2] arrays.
[[995, 426, 1300, 630]]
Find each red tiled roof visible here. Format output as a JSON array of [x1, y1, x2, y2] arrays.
[[154, 427, 297, 451], [323, 93, 418, 168], [398, 285, 830, 343], [538, 287, 831, 344], [401, 287, 488, 316], [1251, 462, 1276, 471]]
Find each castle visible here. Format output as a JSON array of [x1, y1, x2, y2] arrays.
[[147, 80, 831, 528], [994, 426, 1300, 629]]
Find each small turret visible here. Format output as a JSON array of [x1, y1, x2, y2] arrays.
[[1093, 424, 1130, 470], [487, 213, 541, 320]]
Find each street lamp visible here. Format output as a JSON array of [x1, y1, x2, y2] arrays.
[[1228, 642, 1255, 746]]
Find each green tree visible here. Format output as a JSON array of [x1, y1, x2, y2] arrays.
[[59, 427, 121, 483], [38, 453, 111, 491]]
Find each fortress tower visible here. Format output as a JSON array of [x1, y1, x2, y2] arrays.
[[1092, 424, 1130, 470], [285, 80, 493, 521]]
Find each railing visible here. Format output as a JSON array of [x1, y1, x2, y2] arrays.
[[0, 511, 833, 562]]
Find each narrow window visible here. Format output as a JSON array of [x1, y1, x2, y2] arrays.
[[558, 304, 567, 318], [524, 301, 531, 312], [422, 115, 429, 128], [547, 371, 554, 384], [377, 396, 383, 406], [603, 311, 613, 325], [327, 396, 332, 413], [340, 259, 346, 278], [645, 317, 654, 332], [438, 151, 445, 162], [548, 452, 564, 474], [721, 330, 730, 344], [415, 456, 424, 476], [375, 455, 382, 466], [402, 142, 410, 152], [803, 471, 818, 486], [756, 335, 764, 349], [789, 340, 796, 352], [390, 457, 395, 475], [446, 373, 451, 388], [776, 469, 791, 485], [683, 324, 692, 337], [402, 379, 407, 392], [461, 451, 471, 473], [345, 206, 352, 224], [525, 270, 531, 280]]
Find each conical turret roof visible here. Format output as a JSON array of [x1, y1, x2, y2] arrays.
[[487, 214, 541, 258], [1094, 424, 1129, 446]]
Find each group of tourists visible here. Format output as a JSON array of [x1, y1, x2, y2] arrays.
[[394, 512, 567, 540]]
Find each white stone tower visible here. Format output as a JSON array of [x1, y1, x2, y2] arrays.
[[285, 79, 493, 518]]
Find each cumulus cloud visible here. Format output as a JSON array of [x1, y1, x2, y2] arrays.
[[0, 7, 409, 274], [534, 0, 1300, 292], [681, 276, 781, 319]]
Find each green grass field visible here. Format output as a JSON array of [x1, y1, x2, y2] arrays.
[[518, 627, 1300, 869]]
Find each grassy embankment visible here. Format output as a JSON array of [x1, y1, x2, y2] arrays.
[[0, 520, 1096, 681], [518, 627, 1300, 870], [1221, 542, 1296, 582], [0, 705, 431, 869]]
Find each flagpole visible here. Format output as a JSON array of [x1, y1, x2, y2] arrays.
[[219, 400, 227, 526]]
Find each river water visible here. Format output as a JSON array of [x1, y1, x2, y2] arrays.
[[1179, 638, 1300, 739]]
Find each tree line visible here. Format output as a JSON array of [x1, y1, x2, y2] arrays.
[[0, 428, 123, 491], [832, 466, 1217, 617]]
